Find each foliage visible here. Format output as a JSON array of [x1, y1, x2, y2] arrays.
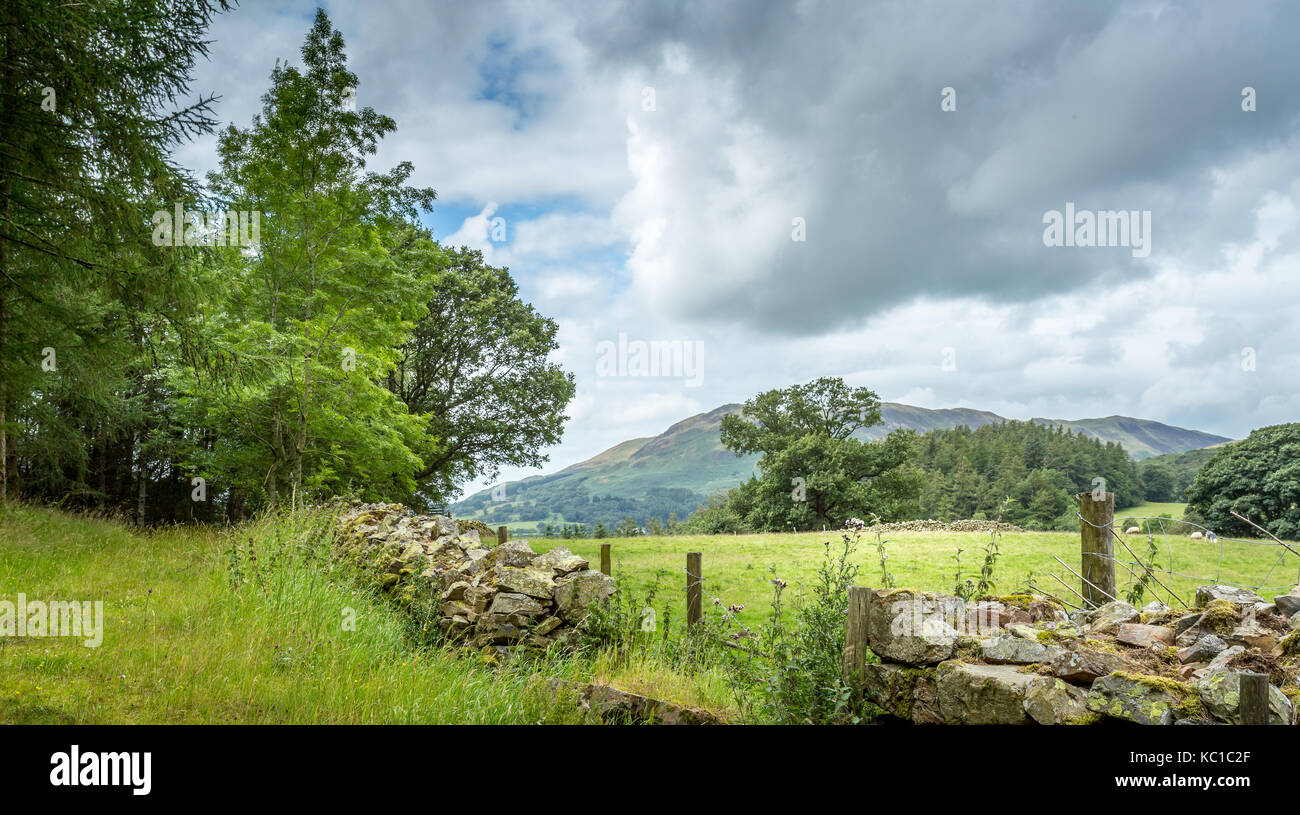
[[2, 9, 573, 522], [1185, 423, 1300, 539], [714, 378, 922, 531], [911, 420, 1144, 528], [721, 520, 867, 724], [390, 246, 575, 506]]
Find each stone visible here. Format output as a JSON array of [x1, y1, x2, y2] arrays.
[[1173, 612, 1203, 636], [866, 589, 963, 665], [964, 602, 1007, 636], [910, 675, 943, 725], [1207, 645, 1245, 671], [495, 566, 555, 599], [935, 662, 1035, 725], [1024, 677, 1091, 725], [442, 600, 473, 618], [1049, 648, 1127, 684], [859, 663, 938, 722], [1142, 601, 1170, 615], [1086, 674, 1198, 725], [1007, 624, 1042, 640], [495, 539, 537, 568], [1176, 663, 1208, 682], [1230, 618, 1279, 651], [440, 580, 470, 602], [1195, 585, 1265, 607], [1290, 612, 1300, 631], [1088, 601, 1141, 634], [554, 569, 617, 623], [532, 546, 589, 576], [475, 616, 525, 643], [534, 616, 563, 636], [459, 529, 481, 547], [1178, 634, 1226, 664], [549, 679, 721, 725], [1274, 590, 1300, 618], [1115, 623, 1175, 649], [431, 515, 457, 537], [465, 547, 490, 563], [1196, 669, 1294, 725], [489, 592, 544, 617], [431, 534, 461, 555], [980, 635, 1064, 665]]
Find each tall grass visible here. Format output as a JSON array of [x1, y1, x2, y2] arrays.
[[0, 503, 584, 724]]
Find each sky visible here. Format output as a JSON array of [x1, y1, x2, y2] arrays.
[[175, 1, 1300, 498]]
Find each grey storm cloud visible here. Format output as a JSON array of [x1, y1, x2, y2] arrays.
[[568, 0, 1300, 334]]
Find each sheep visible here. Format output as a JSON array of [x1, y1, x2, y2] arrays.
[[1125, 526, 1140, 535], [1189, 531, 1204, 540]]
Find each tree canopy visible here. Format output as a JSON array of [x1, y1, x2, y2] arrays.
[[1185, 424, 1300, 539], [712, 378, 922, 530], [1, 7, 574, 522]]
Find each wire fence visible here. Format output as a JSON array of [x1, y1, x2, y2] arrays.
[[1076, 512, 1300, 608]]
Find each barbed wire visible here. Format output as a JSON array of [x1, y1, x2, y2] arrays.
[[1075, 511, 1300, 596]]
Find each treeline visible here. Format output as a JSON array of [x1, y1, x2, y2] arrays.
[[686, 379, 1157, 534], [910, 421, 1144, 529], [453, 483, 705, 529], [1, 6, 573, 524]]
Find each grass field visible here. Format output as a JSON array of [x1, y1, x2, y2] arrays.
[[565, 521, 1299, 630], [1114, 502, 1188, 522], [0, 505, 591, 724], [3, 504, 1297, 724]]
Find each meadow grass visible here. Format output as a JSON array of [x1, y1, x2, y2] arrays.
[[3, 503, 1296, 724], [1114, 501, 1188, 521], [0, 504, 587, 724], [566, 524, 1300, 629]]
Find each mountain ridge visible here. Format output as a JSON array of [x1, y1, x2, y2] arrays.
[[451, 402, 1231, 527]]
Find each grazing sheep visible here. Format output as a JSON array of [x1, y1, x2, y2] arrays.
[[1125, 526, 1140, 535], [1190, 531, 1204, 540]]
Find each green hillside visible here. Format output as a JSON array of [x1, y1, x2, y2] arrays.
[[453, 402, 1232, 531], [1031, 415, 1229, 460], [1136, 442, 1235, 499]]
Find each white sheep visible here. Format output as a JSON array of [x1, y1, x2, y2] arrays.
[[1190, 531, 1204, 540], [1125, 526, 1140, 535]]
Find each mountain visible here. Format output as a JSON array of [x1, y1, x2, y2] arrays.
[[1029, 415, 1229, 461], [451, 402, 1231, 529]]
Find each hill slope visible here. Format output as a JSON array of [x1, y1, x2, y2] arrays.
[[452, 402, 1231, 530], [1031, 415, 1229, 460]]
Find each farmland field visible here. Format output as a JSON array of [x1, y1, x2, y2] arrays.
[[565, 524, 1299, 630], [1114, 502, 1189, 522], [4, 506, 1297, 724]]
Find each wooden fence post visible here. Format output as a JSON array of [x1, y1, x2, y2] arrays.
[[497, 526, 507, 546], [1078, 491, 1116, 608], [686, 552, 702, 628], [600, 543, 611, 576], [843, 586, 871, 693], [1240, 672, 1271, 725]]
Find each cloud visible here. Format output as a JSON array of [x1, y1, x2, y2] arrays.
[[175, 2, 1300, 498]]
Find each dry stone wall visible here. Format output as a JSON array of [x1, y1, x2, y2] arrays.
[[858, 585, 1300, 725], [335, 503, 616, 652]]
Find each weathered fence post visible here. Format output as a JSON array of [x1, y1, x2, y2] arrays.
[[1078, 491, 1116, 608], [1240, 671, 1271, 725], [600, 543, 611, 576], [686, 552, 702, 628], [497, 526, 507, 546], [843, 586, 871, 694]]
